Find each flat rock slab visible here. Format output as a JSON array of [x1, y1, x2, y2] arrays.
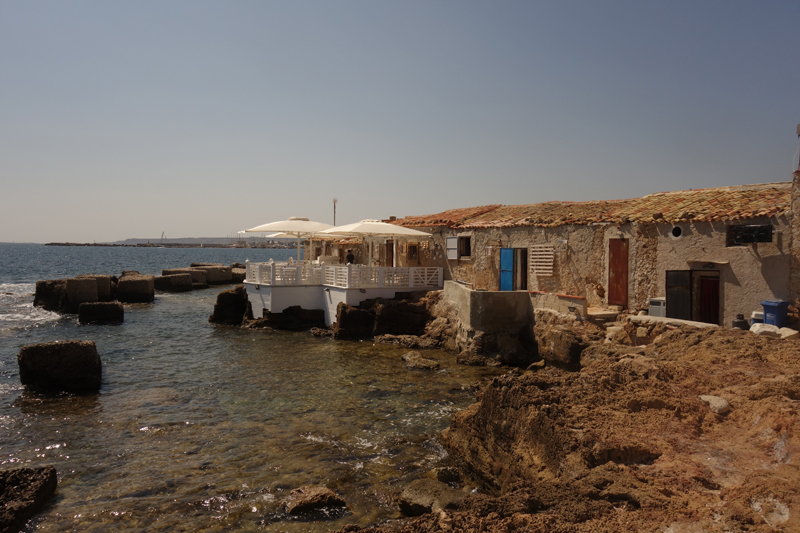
[[284, 485, 346, 516], [402, 351, 440, 370], [749, 323, 781, 338], [398, 478, 466, 516], [0, 466, 57, 532], [18, 340, 102, 392], [154, 274, 193, 292], [78, 302, 124, 325]]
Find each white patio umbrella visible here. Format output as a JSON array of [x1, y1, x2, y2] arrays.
[[318, 219, 432, 266], [243, 217, 335, 261]]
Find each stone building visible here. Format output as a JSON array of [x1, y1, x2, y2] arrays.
[[385, 180, 793, 327]]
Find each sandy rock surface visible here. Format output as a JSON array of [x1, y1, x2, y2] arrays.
[[336, 326, 800, 532]]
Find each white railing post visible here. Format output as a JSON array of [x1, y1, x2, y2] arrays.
[[245, 260, 250, 282], [295, 265, 302, 285], [270, 263, 276, 285], [410, 267, 415, 288], [346, 264, 353, 288], [378, 267, 384, 288], [438, 268, 443, 287]]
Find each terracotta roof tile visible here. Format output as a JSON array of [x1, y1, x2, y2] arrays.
[[394, 182, 790, 229]]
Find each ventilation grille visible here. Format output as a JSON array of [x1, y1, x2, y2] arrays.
[[529, 245, 555, 276]]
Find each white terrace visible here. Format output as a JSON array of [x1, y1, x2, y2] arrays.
[[244, 260, 444, 326]]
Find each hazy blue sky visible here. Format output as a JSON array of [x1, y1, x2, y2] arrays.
[[2, 1, 798, 242]]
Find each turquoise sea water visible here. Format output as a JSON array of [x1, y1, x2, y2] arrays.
[[0, 244, 500, 532]]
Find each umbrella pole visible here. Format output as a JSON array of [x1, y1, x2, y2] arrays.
[[296, 236, 301, 262]]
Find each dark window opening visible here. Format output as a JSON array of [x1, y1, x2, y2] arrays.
[[458, 236, 471, 258], [726, 225, 773, 246], [407, 243, 418, 261]]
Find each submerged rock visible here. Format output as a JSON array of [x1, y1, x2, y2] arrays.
[[397, 478, 465, 516], [402, 351, 441, 370], [0, 466, 58, 532], [18, 340, 102, 392], [284, 485, 346, 516]]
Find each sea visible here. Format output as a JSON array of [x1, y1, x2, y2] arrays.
[[0, 243, 502, 532]]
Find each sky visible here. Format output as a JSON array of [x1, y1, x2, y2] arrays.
[[1, 1, 799, 243]]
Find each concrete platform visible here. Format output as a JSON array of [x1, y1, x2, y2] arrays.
[[628, 315, 719, 329]]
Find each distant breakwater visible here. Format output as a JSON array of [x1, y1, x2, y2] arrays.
[[45, 242, 293, 249]]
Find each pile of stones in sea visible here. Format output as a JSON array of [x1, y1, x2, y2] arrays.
[[33, 262, 246, 325]]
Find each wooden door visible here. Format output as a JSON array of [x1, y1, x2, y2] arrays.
[[666, 270, 692, 320], [499, 248, 513, 291], [608, 239, 628, 306], [699, 277, 720, 325]]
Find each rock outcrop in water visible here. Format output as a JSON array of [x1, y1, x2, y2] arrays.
[[208, 284, 252, 325], [283, 485, 346, 516], [0, 466, 58, 532], [18, 340, 102, 392]]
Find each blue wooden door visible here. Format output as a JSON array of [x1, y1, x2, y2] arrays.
[[500, 248, 513, 291]]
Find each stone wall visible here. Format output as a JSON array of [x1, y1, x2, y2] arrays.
[[529, 291, 587, 317]]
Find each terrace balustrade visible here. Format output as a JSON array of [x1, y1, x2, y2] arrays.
[[245, 260, 443, 289]]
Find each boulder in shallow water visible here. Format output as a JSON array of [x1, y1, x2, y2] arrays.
[[64, 278, 99, 313], [75, 274, 112, 302], [284, 485, 346, 516], [33, 279, 68, 312], [78, 302, 124, 325], [18, 340, 102, 391], [209, 285, 251, 325], [117, 274, 155, 303], [154, 274, 193, 293], [402, 351, 440, 370], [193, 265, 233, 285], [0, 465, 58, 532]]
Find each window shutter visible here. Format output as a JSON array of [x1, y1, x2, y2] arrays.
[[446, 237, 458, 260]]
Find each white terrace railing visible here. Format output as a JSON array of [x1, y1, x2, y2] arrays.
[[246, 261, 443, 289]]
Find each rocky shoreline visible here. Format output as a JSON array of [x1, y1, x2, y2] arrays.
[[12, 279, 800, 531], [213, 288, 800, 532]]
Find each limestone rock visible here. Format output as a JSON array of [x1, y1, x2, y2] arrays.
[[18, 340, 102, 391], [193, 265, 233, 285], [33, 279, 67, 312], [154, 274, 193, 293], [78, 302, 124, 325], [699, 395, 730, 415], [209, 285, 251, 325], [243, 306, 323, 331], [64, 278, 99, 313], [162, 268, 208, 286], [749, 323, 781, 338], [779, 327, 800, 340], [284, 485, 346, 516], [0, 466, 58, 532], [402, 351, 440, 370], [397, 478, 465, 517], [536, 325, 587, 368], [75, 274, 112, 302], [430, 467, 461, 484], [117, 274, 155, 303], [231, 268, 246, 283], [332, 304, 375, 340]]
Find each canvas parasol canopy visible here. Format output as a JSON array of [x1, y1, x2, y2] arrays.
[[243, 217, 335, 261], [318, 219, 432, 266]]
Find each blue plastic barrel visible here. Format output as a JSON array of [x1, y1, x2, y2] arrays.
[[760, 300, 790, 328]]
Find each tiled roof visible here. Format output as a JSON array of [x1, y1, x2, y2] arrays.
[[392, 205, 503, 227], [395, 182, 790, 229]]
